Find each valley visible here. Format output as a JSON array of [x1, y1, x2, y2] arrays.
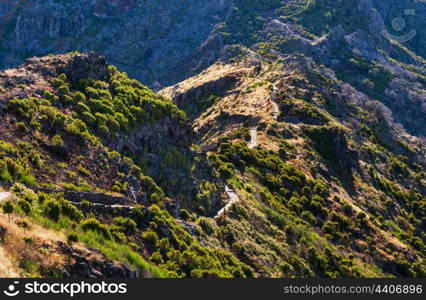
[[0, 0, 424, 278]]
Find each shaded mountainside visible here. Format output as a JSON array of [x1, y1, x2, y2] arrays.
[[1, 0, 424, 88], [160, 48, 425, 277], [0, 0, 425, 279], [0, 0, 424, 137], [0, 0, 231, 87], [156, 0, 425, 278], [0, 53, 246, 278]]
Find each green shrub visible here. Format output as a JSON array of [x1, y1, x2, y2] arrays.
[[58, 85, 70, 96], [80, 111, 96, 125], [52, 134, 64, 146], [180, 209, 191, 221], [21, 189, 38, 204], [20, 175, 37, 186], [322, 221, 339, 235], [342, 202, 354, 215], [265, 208, 286, 229], [16, 122, 27, 132], [56, 74, 67, 84], [23, 236, 33, 244], [190, 269, 224, 278], [43, 91, 59, 104], [61, 200, 83, 221], [2, 200, 14, 220], [111, 231, 127, 243], [17, 199, 31, 215], [150, 252, 164, 265], [279, 262, 294, 277], [62, 94, 74, 105], [66, 119, 88, 136], [73, 92, 86, 103], [313, 181, 331, 198], [197, 217, 215, 235], [301, 211, 316, 225], [285, 225, 296, 241], [130, 206, 146, 225], [77, 166, 90, 176], [150, 193, 161, 204], [81, 200, 92, 210], [139, 175, 164, 199], [330, 212, 352, 231], [218, 164, 235, 180], [10, 183, 26, 194], [44, 199, 61, 221], [76, 102, 90, 113], [113, 217, 137, 233], [141, 230, 159, 246], [67, 233, 79, 244], [0, 160, 12, 182], [81, 217, 111, 239]]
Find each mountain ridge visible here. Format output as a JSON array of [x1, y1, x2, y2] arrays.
[[0, 0, 424, 278]]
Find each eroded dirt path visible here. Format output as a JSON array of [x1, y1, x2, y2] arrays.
[[0, 191, 12, 204], [214, 186, 239, 219], [271, 84, 280, 121], [248, 127, 258, 149]]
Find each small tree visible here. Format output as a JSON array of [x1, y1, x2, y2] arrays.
[[3, 200, 14, 222], [44, 199, 61, 221], [52, 134, 64, 146], [67, 233, 79, 244], [18, 199, 31, 215]]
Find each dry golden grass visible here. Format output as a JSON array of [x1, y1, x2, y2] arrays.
[[160, 62, 253, 99], [159, 58, 420, 273], [0, 246, 20, 277], [0, 213, 67, 277], [160, 60, 277, 145]]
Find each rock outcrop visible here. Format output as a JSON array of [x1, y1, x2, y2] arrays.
[[58, 242, 139, 278], [0, 0, 233, 87]]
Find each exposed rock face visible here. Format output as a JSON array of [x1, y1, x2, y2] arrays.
[[356, 0, 386, 40], [0, 53, 108, 102], [0, 1, 424, 279], [91, 0, 136, 18], [172, 72, 242, 108], [0, 0, 424, 90], [109, 116, 194, 155], [57, 53, 109, 84], [58, 242, 139, 278], [0, 0, 233, 87], [371, 0, 426, 58], [257, 12, 425, 137], [36, 188, 131, 205], [160, 45, 261, 109]]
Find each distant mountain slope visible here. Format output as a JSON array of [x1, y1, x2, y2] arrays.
[[0, 1, 424, 87], [0, 0, 231, 87], [0, 0, 424, 279], [159, 48, 425, 277], [0, 53, 252, 278]]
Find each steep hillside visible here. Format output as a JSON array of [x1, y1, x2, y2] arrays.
[[0, 0, 425, 279], [0, 1, 425, 87], [0, 53, 250, 278], [0, 0, 231, 87], [156, 0, 425, 279], [160, 49, 425, 277]]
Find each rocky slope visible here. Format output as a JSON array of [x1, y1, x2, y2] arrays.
[[0, 0, 425, 278], [159, 47, 425, 277], [0, 214, 138, 278], [0, 0, 231, 87], [0, 1, 425, 88], [0, 52, 252, 278], [159, 0, 425, 277]]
